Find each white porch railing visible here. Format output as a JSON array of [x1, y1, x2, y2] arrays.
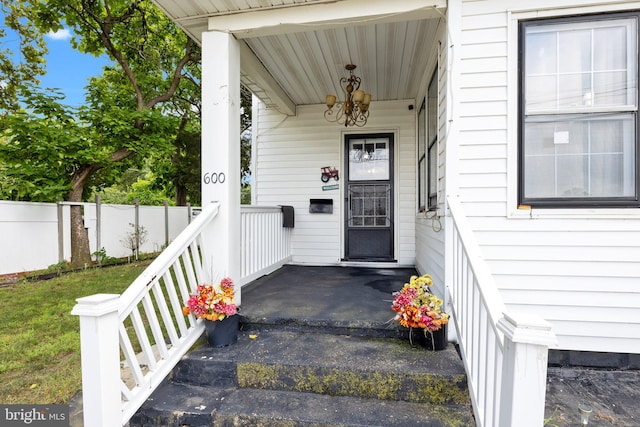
[[240, 205, 292, 285], [445, 196, 557, 427], [72, 203, 292, 427]]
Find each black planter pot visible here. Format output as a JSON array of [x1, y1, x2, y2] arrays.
[[204, 315, 239, 347], [408, 324, 448, 351]]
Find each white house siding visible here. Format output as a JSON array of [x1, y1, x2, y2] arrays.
[[254, 100, 416, 266], [456, 0, 640, 353], [416, 20, 449, 300]]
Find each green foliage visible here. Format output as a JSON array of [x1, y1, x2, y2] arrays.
[[96, 168, 174, 205], [0, 0, 48, 112], [0, 86, 94, 201], [150, 125, 201, 205], [0, 0, 201, 201], [92, 247, 118, 265], [241, 184, 251, 205], [241, 85, 253, 183], [129, 178, 171, 205], [43, 261, 72, 275]]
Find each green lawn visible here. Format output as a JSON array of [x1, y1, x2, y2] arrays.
[[0, 261, 153, 404]]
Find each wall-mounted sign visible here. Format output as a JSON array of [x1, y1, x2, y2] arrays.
[[322, 184, 339, 191], [321, 166, 339, 183]]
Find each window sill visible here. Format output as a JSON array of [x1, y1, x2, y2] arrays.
[[508, 206, 640, 219]]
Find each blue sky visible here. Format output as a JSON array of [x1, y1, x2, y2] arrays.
[[41, 28, 111, 106]]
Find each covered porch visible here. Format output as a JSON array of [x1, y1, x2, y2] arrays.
[[70, 1, 558, 426], [150, 0, 451, 283]]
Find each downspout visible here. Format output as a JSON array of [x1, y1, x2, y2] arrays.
[[251, 94, 259, 206], [443, 0, 462, 344]]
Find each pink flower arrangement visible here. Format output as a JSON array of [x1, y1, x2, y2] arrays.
[[182, 277, 238, 321], [391, 274, 449, 332]]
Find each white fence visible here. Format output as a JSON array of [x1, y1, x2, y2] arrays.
[[0, 200, 196, 275], [445, 196, 557, 427]]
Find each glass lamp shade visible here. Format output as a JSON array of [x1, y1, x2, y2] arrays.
[[353, 89, 365, 103], [326, 94, 337, 108]]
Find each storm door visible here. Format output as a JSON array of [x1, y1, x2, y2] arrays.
[[344, 133, 394, 260]]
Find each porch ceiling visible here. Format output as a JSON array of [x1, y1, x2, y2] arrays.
[[152, 0, 446, 114]]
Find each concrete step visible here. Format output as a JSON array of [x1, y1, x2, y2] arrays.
[[131, 382, 475, 427], [171, 329, 469, 406], [239, 313, 408, 339], [133, 327, 473, 426]]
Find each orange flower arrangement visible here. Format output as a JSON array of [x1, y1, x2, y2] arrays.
[[391, 274, 449, 331], [182, 277, 237, 321]]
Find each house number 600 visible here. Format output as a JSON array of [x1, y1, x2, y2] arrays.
[[203, 172, 226, 185]]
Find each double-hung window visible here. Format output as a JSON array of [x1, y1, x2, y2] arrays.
[[418, 99, 427, 212], [427, 70, 438, 210], [519, 13, 640, 207]]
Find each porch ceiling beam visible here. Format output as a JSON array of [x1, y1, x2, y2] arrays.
[[207, 0, 447, 39], [239, 41, 296, 116]]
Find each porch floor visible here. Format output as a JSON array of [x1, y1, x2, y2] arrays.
[[240, 264, 418, 333], [240, 264, 640, 427]]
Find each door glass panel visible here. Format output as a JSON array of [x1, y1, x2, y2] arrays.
[[349, 138, 389, 180], [349, 184, 390, 227]]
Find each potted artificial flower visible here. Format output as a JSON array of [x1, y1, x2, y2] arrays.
[[391, 274, 450, 350], [182, 277, 239, 347]]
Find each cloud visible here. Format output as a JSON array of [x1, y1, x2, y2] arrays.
[[46, 28, 72, 41]]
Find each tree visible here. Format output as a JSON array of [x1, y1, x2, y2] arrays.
[[152, 84, 253, 205], [240, 85, 253, 184], [0, 2, 47, 112], [0, 0, 200, 267]]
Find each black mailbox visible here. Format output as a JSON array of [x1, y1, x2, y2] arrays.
[[309, 199, 333, 214]]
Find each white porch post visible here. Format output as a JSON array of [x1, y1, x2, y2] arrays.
[[201, 31, 242, 301], [70, 294, 121, 427], [497, 312, 557, 427]]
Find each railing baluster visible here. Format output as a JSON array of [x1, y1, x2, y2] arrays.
[[121, 382, 133, 402], [119, 323, 145, 387], [189, 240, 205, 283], [150, 282, 180, 348], [137, 293, 168, 360], [172, 258, 197, 328], [162, 272, 189, 337], [129, 306, 158, 372], [181, 250, 198, 290]]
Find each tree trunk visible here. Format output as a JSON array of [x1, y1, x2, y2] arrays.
[[69, 204, 92, 269], [175, 183, 187, 206], [67, 166, 95, 269]]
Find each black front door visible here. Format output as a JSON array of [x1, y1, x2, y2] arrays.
[[344, 133, 394, 260]]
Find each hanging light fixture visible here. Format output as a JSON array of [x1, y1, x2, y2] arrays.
[[324, 64, 372, 127]]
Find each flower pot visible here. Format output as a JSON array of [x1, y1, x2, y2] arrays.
[[408, 324, 447, 351], [204, 315, 239, 347]]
